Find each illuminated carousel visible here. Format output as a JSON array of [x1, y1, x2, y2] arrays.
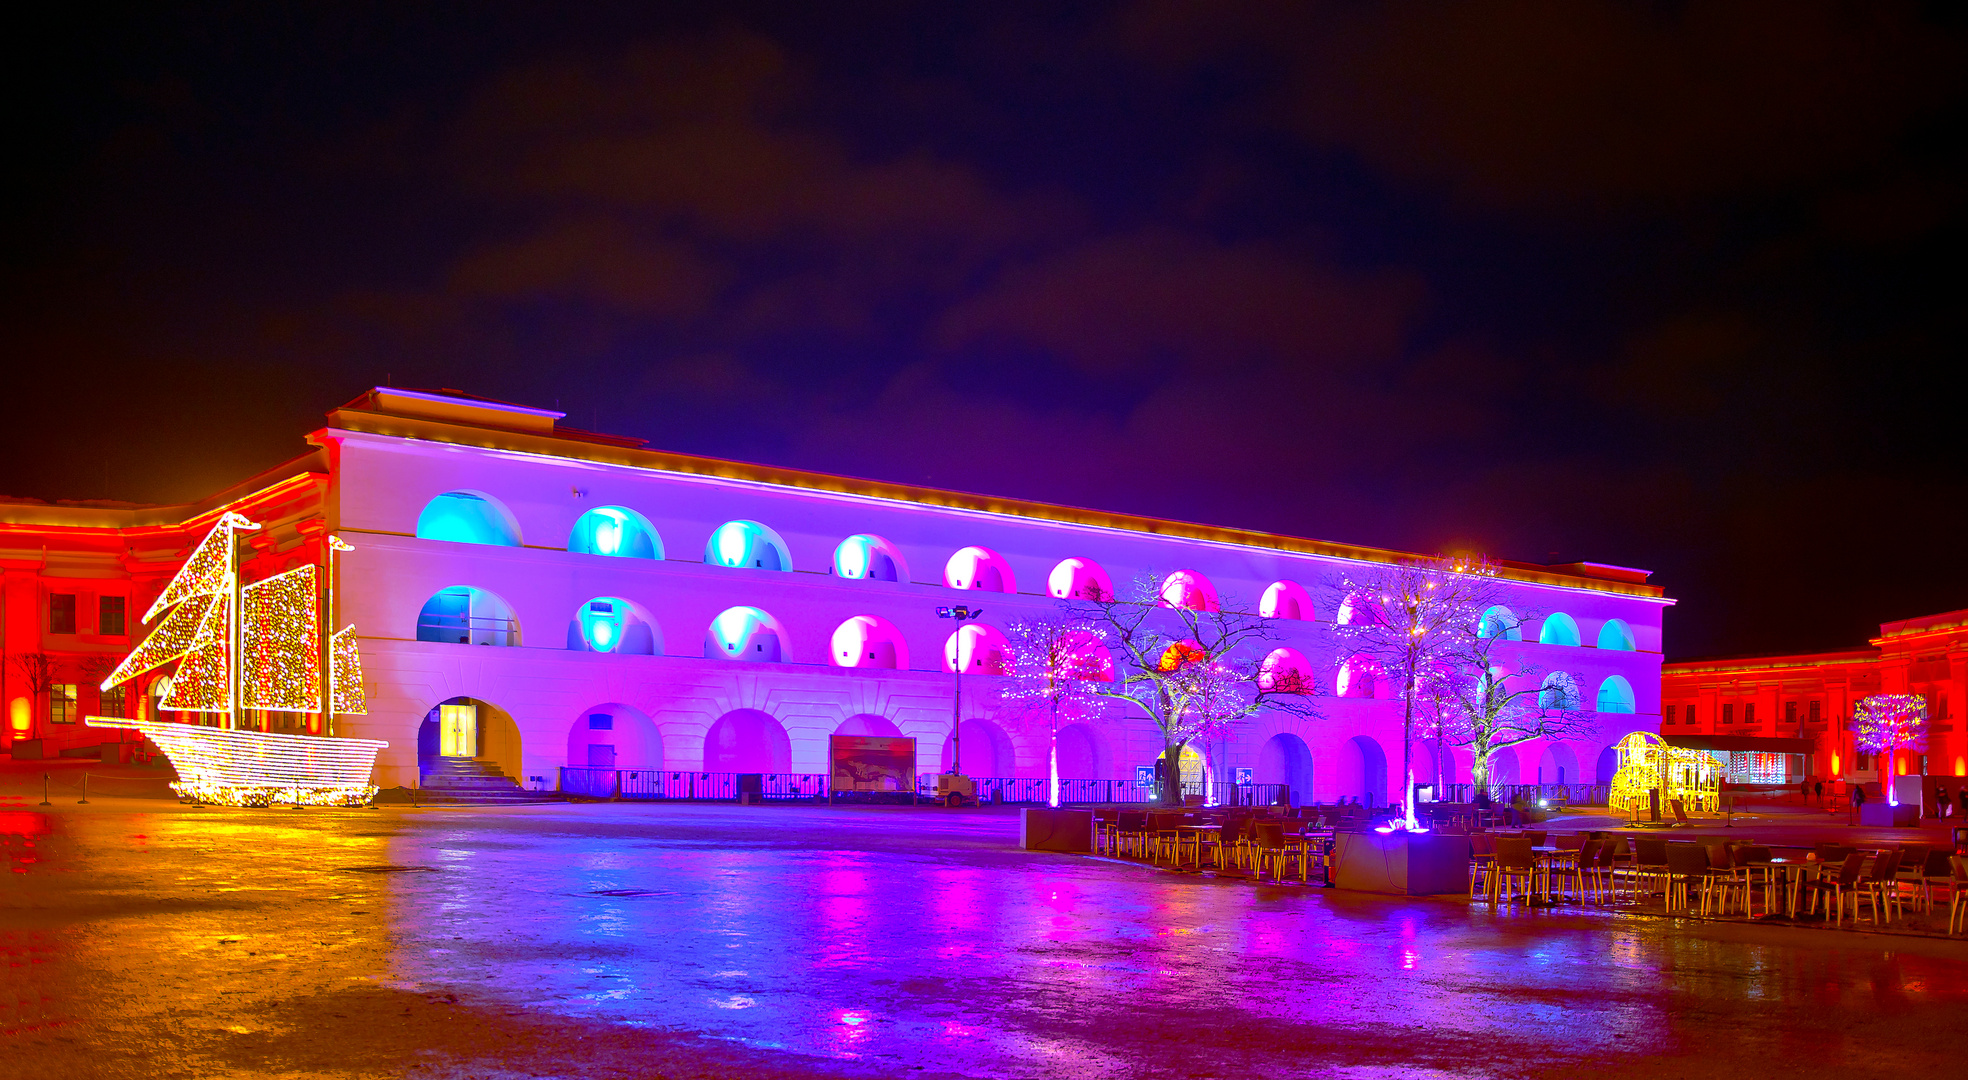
[[1608, 730, 1721, 818], [89, 512, 387, 806]]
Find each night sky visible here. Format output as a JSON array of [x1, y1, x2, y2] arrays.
[[5, 3, 1963, 661]]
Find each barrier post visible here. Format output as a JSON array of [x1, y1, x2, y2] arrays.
[[41, 772, 51, 806], [79, 773, 90, 805]]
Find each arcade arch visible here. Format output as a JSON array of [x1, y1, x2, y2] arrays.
[[416, 490, 521, 547], [416, 586, 520, 646], [567, 506, 663, 559], [704, 709, 792, 772], [567, 703, 661, 770]]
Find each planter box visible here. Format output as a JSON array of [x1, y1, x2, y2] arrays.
[[1333, 831, 1470, 895], [1858, 802, 1921, 828], [8, 739, 43, 760], [1020, 808, 1093, 853]]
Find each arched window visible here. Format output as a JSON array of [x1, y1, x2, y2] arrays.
[[705, 520, 791, 571], [1596, 618, 1637, 651], [1595, 675, 1636, 714], [1539, 671, 1581, 710], [1159, 569, 1219, 612], [567, 506, 663, 559], [415, 491, 521, 547], [568, 596, 659, 655], [1337, 592, 1381, 627], [1259, 580, 1312, 620], [416, 587, 519, 646], [1538, 612, 1582, 647], [1062, 629, 1114, 682], [1337, 656, 1377, 698], [944, 546, 1015, 592], [1479, 605, 1522, 640], [833, 535, 907, 582], [829, 615, 910, 669], [705, 606, 787, 662], [944, 623, 1010, 674], [1259, 647, 1314, 694], [1047, 557, 1113, 601]]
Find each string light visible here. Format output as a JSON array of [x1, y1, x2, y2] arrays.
[[143, 511, 257, 622], [164, 594, 232, 712], [240, 565, 321, 712], [100, 592, 214, 690], [331, 626, 368, 714], [119, 719, 385, 807]]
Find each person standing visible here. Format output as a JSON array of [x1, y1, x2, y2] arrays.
[[1849, 783, 1866, 826]]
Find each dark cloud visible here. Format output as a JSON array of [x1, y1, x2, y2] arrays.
[[2, 3, 1965, 659]]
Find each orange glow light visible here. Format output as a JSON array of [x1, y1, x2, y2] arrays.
[[1831, 752, 1841, 776], [8, 697, 28, 734]]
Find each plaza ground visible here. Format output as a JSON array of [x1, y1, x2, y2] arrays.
[[4, 764, 1967, 1079]]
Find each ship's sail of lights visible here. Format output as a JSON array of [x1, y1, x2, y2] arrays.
[[94, 515, 381, 805], [241, 565, 321, 711]]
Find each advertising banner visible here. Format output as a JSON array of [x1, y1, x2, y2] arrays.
[[829, 735, 916, 794]]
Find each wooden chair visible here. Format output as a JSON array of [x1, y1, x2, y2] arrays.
[[1630, 837, 1671, 901], [1588, 837, 1620, 903], [1697, 844, 1746, 916], [1555, 840, 1598, 902], [1915, 849, 1955, 914], [1892, 844, 1930, 910], [1661, 843, 1710, 911], [1854, 849, 1903, 925], [1802, 853, 1866, 926], [1949, 857, 1968, 935], [1117, 811, 1149, 858], [1253, 822, 1298, 881], [1490, 838, 1537, 904], [1468, 834, 1498, 897]]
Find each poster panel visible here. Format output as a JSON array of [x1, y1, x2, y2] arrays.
[[830, 735, 916, 793]]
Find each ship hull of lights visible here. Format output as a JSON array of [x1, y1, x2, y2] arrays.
[[116, 719, 387, 807]]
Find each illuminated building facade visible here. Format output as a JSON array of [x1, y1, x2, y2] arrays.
[[4, 388, 1667, 799], [1661, 608, 1968, 802]]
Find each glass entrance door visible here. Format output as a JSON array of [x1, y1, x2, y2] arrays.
[[439, 703, 477, 758]]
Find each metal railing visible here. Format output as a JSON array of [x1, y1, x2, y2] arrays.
[[556, 769, 1280, 806], [558, 768, 831, 801], [1435, 782, 1610, 806], [416, 613, 519, 647]]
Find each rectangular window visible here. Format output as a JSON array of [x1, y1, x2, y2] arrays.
[[1721, 703, 1734, 725], [1785, 701, 1797, 725], [589, 713, 613, 731], [1855, 751, 1872, 771], [50, 684, 78, 724], [1809, 700, 1822, 723], [99, 685, 127, 718], [1663, 704, 1676, 725], [49, 594, 77, 635], [1744, 703, 1756, 725], [99, 595, 127, 637]]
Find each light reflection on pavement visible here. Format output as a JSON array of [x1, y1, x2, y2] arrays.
[[5, 800, 1966, 1079]]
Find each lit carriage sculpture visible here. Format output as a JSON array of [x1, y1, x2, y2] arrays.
[[89, 511, 387, 806]]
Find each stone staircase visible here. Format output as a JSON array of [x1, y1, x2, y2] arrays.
[[415, 757, 560, 805]]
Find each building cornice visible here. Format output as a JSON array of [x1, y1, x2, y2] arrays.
[[319, 411, 1667, 600]]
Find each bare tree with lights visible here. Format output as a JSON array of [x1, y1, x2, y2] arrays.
[[1852, 694, 1929, 807], [10, 652, 57, 740], [1071, 575, 1317, 804], [1328, 556, 1504, 829], [1002, 615, 1109, 808], [1424, 610, 1596, 796]]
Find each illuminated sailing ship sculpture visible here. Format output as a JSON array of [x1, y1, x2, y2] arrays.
[[90, 512, 388, 806]]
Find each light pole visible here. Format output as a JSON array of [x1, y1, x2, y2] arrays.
[[937, 605, 982, 785]]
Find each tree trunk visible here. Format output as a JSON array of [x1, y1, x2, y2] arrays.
[[1162, 739, 1187, 805]]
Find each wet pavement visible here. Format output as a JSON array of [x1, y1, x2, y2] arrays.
[[5, 795, 1967, 1079]]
